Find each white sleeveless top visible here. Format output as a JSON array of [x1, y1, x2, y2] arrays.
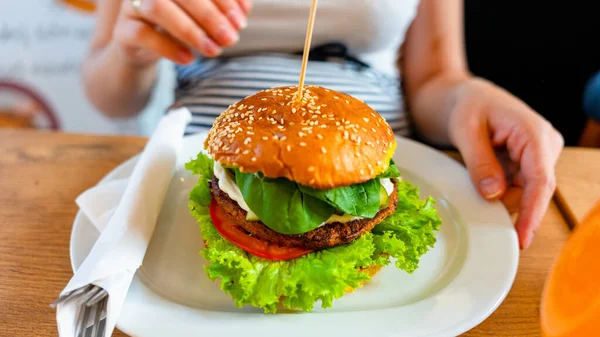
[[224, 0, 420, 76], [175, 0, 420, 136]]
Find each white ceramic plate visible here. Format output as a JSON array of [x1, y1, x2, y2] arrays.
[[70, 133, 518, 337]]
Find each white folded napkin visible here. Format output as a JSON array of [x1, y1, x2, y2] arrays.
[[56, 107, 191, 337]]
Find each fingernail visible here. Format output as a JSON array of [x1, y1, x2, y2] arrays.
[[479, 177, 502, 199], [177, 49, 193, 63], [216, 23, 239, 46], [202, 37, 222, 57], [524, 232, 534, 249], [228, 9, 247, 29], [240, 0, 252, 12]]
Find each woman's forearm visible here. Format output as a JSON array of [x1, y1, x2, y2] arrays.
[[401, 0, 469, 146], [82, 41, 158, 118]]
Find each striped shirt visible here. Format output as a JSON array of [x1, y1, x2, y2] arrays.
[[174, 53, 410, 136]]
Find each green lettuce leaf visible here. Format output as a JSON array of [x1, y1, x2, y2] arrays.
[[187, 152, 443, 312], [185, 152, 214, 209], [299, 179, 381, 217], [193, 212, 382, 313], [234, 170, 336, 234], [372, 180, 442, 273]]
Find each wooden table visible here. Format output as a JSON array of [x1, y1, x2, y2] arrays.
[[555, 147, 600, 228], [0, 129, 578, 337]]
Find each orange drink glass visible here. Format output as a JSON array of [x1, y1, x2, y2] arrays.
[[541, 199, 600, 336]]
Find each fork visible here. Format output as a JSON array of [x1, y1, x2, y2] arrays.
[[52, 285, 109, 337]]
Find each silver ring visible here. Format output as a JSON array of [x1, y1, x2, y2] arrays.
[[131, 0, 142, 14]]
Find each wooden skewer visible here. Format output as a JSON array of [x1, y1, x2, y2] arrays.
[[296, 0, 319, 102]]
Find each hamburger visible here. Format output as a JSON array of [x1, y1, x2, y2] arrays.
[[186, 85, 442, 313]]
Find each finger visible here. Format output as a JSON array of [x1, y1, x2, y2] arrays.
[[502, 186, 523, 214], [115, 20, 194, 65], [213, 0, 248, 30], [126, 0, 223, 57], [551, 129, 565, 160], [454, 116, 507, 200], [236, 0, 252, 13], [514, 143, 556, 249], [174, 0, 240, 47]]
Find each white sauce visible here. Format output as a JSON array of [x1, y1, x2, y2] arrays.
[[380, 178, 394, 195], [214, 161, 258, 219], [213, 162, 395, 225]]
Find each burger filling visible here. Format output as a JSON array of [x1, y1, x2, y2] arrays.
[[213, 161, 396, 224], [199, 157, 404, 258]]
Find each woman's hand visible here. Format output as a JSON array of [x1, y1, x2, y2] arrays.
[[112, 0, 252, 66], [448, 78, 564, 249]]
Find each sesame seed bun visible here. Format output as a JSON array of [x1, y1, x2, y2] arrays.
[[205, 85, 396, 189]]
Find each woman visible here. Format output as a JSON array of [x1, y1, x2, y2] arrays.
[[82, 0, 563, 250]]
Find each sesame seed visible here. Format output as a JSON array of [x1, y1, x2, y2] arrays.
[[308, 166, 315, 172], [243, 150, 250, 155], [321, 147, 327, 154], [261, 98, 267, 101], [334, 96, 339, 100], [363, 117, 369, 122], [246, 131, 254, 135], [317, 134, 323, 140], [357, 152, 362, 157], [292, 108, 297, 113], [244, 137, 251, 145], [299, 132, 306, 137], [299, 142, 307, 147], [345, 100, 350, 104], [235, 149, 240, 154], [251, 157, 257, 162], [343, 130, 349, 139], [262, 136, 269, 140], [249, 106, 254, 109], [371, 128, 377, 133], [377, 161, 382, 165], [287, 145, 292, 151]]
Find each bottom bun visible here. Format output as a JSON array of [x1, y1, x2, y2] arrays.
[[345, 261, 385, 294]]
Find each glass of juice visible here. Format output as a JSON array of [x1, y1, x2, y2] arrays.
[[541, 199, 600, 336]]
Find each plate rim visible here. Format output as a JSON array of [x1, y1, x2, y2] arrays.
[[69, 133, 519, 337]]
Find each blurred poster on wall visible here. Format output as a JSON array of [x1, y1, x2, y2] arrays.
[[0, 0, 173, 135]]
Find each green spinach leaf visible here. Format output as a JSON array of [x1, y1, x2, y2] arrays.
[[234, 170, 335, 234], [299, 179, 381, 218], [377, 160, 401, 179]]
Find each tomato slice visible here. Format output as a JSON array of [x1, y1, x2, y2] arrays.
[[209, 199, 314, 260]]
